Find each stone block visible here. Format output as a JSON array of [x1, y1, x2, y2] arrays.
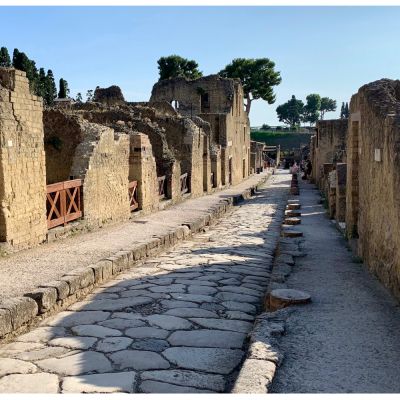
[[0, 308, 13, 337], [68, 267, 95, 288], [96, 259, 113, 281], [24, 287, 57, 313], [0, 297, 38, 330]]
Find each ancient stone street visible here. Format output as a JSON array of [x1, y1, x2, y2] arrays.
[[0, 173, 289, 393]]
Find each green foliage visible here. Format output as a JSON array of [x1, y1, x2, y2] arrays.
[[157, 55, 203, 81], [0, 47, 11, 67], [340, 102, 350, 119], [320, 97, 337, 119], [276, 95, 304, 128], [250, 129, 313, 151], [45, 70, 57, 106], [76, 92, 83, 102], [219, 58, 281, 113], [45, 135, 63, 151], [261, 123, 270, 130], [86, 89, 94, 102], [12, 48, 40, 94], [303, 93, 321, 125], [58, 78, 68, 98]]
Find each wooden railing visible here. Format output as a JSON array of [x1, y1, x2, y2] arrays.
[[128, 181, 139, 211], [157, 176, 166, 199], [180, 173, 189, 195], [46, 179, 83, 229]]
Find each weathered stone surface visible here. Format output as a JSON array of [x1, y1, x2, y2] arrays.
[[163, 347, 243, 374], [99, 318, 146, 330], [163, 308, 218, 318], [62, 372, 136, 393], [45, 311, 110, 327], [170, 293, 216, 303], [282, 229, 303, 238], [40, 280, 70, 300], [225, 311, 255, 321], [168, 329, 245, 348], [231, 359, 276, 393], [0, 358, 37, 377], [220, 285, 262, 297], [0, 297, 38, 330], [189, 318, 253, 333], [222, 301, 257, 314], [187, 285, 218, 295], [284, 217, 301, 225], [0, 373, 59, 393], [125, 327, 169, 339], [216, 292, 259, 303], [17, 326, 66, 343], [37, 351, 112, 375], [175, 279, 217, 287], [141, 369, 225, 392], [69, 297, 153, 311], [24, 287, 57, 313], [112, 312, 144, 320], [268, 288, 311, 311], [148, 284, 186, 293], [161, 300, 199, 309], [49, 337, 97, 350], [110, 350, 170, 370], [71, 325, 122, 338], [130, 338, 169, 352], [140, 380, 213, 393], [146, 314, 192, 330], [96, 337, 133, 352], [0, 309, 12, 337]]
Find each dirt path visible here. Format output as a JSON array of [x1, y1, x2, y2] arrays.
[[271, 179, 400, 393]]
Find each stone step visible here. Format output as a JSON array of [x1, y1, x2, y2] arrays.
[[266, 288, 311, 311], [284, 218, 301, 225], [285, 210, 301, 217], [286, 204, 301, 210], [281, 229, 303, 238]]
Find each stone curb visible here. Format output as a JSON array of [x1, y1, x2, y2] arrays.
[[0, 174, 270, 343]]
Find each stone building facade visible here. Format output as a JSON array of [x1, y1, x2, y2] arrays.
[[250, 141, 265, 173], [345, 79, 400, 300], [0, 69, 47, 249], [150, 74, 251, 186]]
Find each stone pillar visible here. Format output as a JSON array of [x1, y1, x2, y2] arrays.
[[335, 163, 347, 223], [129, 133, 159, 213], [0, 68, 47, 249]]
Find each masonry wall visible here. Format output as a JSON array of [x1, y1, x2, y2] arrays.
[[313, 119, 348, 184], [0, 68, 47, 249], [346, 79, 400, 300]]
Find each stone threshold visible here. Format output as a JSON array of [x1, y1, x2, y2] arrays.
[[0, 174, 270, 344]]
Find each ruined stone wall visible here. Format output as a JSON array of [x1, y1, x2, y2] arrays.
[[0, 68, 47, 249], [43, 110, 84, 184], [129, 133, 159, 213], [335, 163, 347, 223], [314, 119, 348, 184], [70, 122, 130, 227], [346, 79, 400, 300]]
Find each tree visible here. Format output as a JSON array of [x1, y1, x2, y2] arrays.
[[76, 92, 83, 103], [302, 94, 321, 126], [0, 47, 11, 67], [276, 95, 304, 128], [37, 67, 47, 100], [344, 102, 349, 118], [45, 70, 57, 105], [219, 58, 281, 114], [86, 89, 94, 102], [157, 55, 203, 81], [320, 97, 337, 120], [58, 78, 67, 98], [340, 102, 345, 119], [12, 48, 40, 94]]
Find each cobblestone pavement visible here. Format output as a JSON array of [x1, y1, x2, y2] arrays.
[[0, 172, 290, 393]]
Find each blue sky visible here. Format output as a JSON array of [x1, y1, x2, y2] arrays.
[[1, 6, 399, 125]]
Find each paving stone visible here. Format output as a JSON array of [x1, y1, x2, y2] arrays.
[[0, 341, 44, 353], [110, 350, 170, 370], [145, 314, 193, 330], [62, 372, 136, 393], [130, 339, 170, 352], [216, 292, 259, 303], [220, 285, 263, 297], [111, 312, 145, 320], [71, 325, 122, 338], [13, 346, 71, 361], [125, 327, 169, 339], [0, 358, 37, 377], [170, 293, 216, 303], [0, 373, 59, 393], [163, 307, 218, 318], [45, 311, 110, 327], [148, 284, 186, 293], [175, 279, 217, 287], [141, 369, 225, 392], [17, 326, 67, 342], [219, 278, 242, 285], [99, 318, 146, 330], [162, 347, 243, 374], [201, 303, 225, 312], [225, 311, 255, 321], [160, 300, 199, 309], [68, 298, 153, 312], [96, 337, 133, 353], [119, 289, 153, 298], [49, 337, 97, 350], [140, 380, 213, 393], [189, 318, 253, 333], [168, 329, 246, 348], [187, 285, 218, 295], [242, 283, 265, 291], [37, 351, 112, 375]]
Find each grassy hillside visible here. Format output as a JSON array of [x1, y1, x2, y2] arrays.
[[251, 130, 313, 151]]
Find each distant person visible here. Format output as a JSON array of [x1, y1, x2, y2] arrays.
[[306, 160, 312, 179]]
